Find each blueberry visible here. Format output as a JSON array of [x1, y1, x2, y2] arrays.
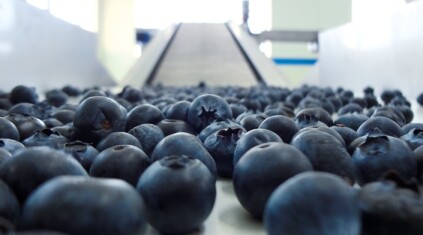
[[258, 115, 299, 143], [128, 124, 164, 156], [357, 116, 403, 137], [338, 103, 363, 115], [90, 145, 150, 186], [187, 94, 233, 132], [291, 130, 355, 184], [294, 112, 327, 130], [330, 125, 359, 147], [165, 100, 190, 121], [51, 109, 75, 124], [151, 132, 217, 177], [358, 172, 423, 235], [61, 85, 81, 97], [71, 96, 127, 144], [9, 85, 38, 104], [417, 92, 423, 106], [204, 127, 244, 177], [45, 89, 68, 107], [264, 172, 360, 235], [198, 119, 245, 142], [19, 176, 146, 235], [4, 114, 46, 141], [0, 138, 25, 155], [233, 129, 283, 165], [401, 128, 423, 150], [0, 179, 20, 225], [63, 141, 99, 172], [371, 106, 406, 126], [334, 113, 369, 131], [402, 122, 423, 135], [352, 135, 416, 185], [296, 107, 333, 126], [156, 119, 196, 136], [0, 148, 12, 165], [234, 142, 313, 218], [79, 89, 107, 103], [22, 128, 69, 149], [136, 155, 216, 234], [0, 117, 19, 141], [125, 104, 164, 131], [42, 118, 64, 128], [239, 113, 268, 131], [95, 131, 142, 152], [118, 86, 143, 103], [0, 147, 88, 203]]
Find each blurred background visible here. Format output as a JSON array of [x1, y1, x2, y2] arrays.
[[0, 0, 422, 97]]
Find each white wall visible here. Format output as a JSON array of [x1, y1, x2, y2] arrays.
[[318, 1, 423, 98], [0, 0, 114, 92]]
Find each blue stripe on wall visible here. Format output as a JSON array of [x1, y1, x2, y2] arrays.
[[272, 58, 317, 66]]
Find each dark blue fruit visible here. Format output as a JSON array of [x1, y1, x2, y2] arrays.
[[233, 142, 313, 218], [334, 113, 369, 131], [0, 117, 19, 141], [9, 85, 38, 104], [0, 179, 20, 225], [296, 107, 333, 126], [352, 135, 416, 186], [90, 145, 150, 186], [0, 147, 88, 203], [95, 131, 142, 152], [402, 122, 423, 135], [136, 155, 216, 234], [125, 104, 164, 131], [233, 129, 283, 165], [198, 119, 245, 142], [264, 172, 360, 235], [63, 141, 99, 172], [0, 149, 12, 165], [239, 113, 268, 131], [45, 89, 68, 107], [5, 114, 46, 141], [358, 172, 423, 235], [128, 124, 164, 156], [22, 128, 69, 149], [258, 115, 299, 143], [291, 130, 355, 184], [294, 112, 327, 129], [165, 100, 190, 121], [330, 125, 359, 147], [401, 128, 423, 150], [71, 96, 127, 144], [151, 132, 217, 177], [187, 94, 233, 132], [19, 176, 146, 235], [156, 119, 196, 136], [203, 127, 244, 177], [357, 116, 403, 137], [0, 138, 25, 155]]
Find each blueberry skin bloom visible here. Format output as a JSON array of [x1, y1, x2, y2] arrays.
[[264, 172, 361, 235], [19, 176, 146, 235], [136, 155, 216, 234], [352, 135, 416, 186], [71, 96, 127, 144], [233, 142, 313, 218]]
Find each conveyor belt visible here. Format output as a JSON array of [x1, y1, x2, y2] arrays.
[[122, 23, 287, 88], [148, 23, 259, 86]]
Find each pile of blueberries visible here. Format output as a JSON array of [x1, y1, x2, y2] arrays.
[[1, 83, 423, 235]]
